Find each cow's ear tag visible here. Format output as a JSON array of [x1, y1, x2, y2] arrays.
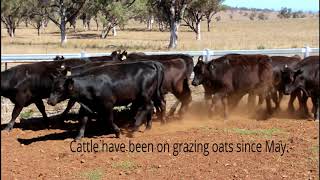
[[284, 64, 288, 68], [121, 55, 127, 61], [66, 71, 72, 76], [61, 65, 65, 69]]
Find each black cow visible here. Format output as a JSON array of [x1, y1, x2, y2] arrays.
[[1, 59, 86, 130], [47, 61, 165, 139], [192, 54, 274, 119], [270, 55, 302, 111], [281, 56, 319, 120], [118, 51, 194, 116]]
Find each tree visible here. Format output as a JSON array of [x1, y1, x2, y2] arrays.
[[43, 0, 86, 45], [278, 7, 292, 19], [183, 0, 206, 40], [25, 0, 47, 36], [97, 0, 135, 39], [1, 0, 28, 37], [204, 0, 224, 32], [155, 0, 191, 49], [79, 0, 100, 31]]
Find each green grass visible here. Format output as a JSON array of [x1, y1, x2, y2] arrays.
[[20, 109, 34, 119], [81, 168, 104, 180], [226, 128, 284, 137], [311, 145, 319, 161], [111, 160, 136, 171]]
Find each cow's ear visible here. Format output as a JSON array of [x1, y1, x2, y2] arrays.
[[198, 55, 203, 62], [66, 78, 74, 91]]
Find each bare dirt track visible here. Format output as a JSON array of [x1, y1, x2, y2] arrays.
[[1, 86, 319, 180]]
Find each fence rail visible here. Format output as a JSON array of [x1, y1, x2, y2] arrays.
[[1, 47, 319, 70]]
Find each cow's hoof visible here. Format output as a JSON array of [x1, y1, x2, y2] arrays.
[[3, 125, 13, 131], [115, 131, 120, 138], [75, 135, 83, 140], [145, 125, 152, 130]]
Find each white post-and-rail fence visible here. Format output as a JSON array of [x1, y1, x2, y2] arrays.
[[1, 46, 319, 71]]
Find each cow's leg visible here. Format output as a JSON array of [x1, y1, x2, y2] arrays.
[[247, 93, 256, 113], [271, 91, 279, 110], [75, 106, 89, 140], [287, 90, 298, 113], [60, 99, 76, 120], [311, 95, 319, 121], [278, 92, 283, 106], [104, 102, 120, 138], [209, 93, 223, 118], [298, 91, 309, 117], [133, 102, 153, 131], [204, 90, 212, 107], [221, 96, 228, 120], [168, 100, 179, 116], [177, 79, 192, 117], [146, 108, 153, 130], [265, 93, 272, 115], [154, 98, 166, 124], [4, 105, 23, 131], [35, 99, 49, 127]]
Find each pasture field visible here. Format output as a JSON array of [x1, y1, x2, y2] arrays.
[[1, 17, 319, 54], [1, 10, 319, 180]]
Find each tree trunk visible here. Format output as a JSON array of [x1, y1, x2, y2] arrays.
[[94, 16, 99, 31], [159, 21, 164, 32], [87, 20, 90, 30], [101, 26, 112, 39], [207, 19, 211, 32], [8, 28, 15, 38], [168, 21, 179, 49], [147, 16, 154, 31], [60, 23, 67, 45], [82, 19, 87, 31], [37, 28, 40, 36], [112, 27, 117, 36], [196, 22, 201, 40]]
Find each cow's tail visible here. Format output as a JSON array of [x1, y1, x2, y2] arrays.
[[155, 63, 165, 99]]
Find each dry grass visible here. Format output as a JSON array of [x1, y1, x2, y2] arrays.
[[1, 13, 319, 54]]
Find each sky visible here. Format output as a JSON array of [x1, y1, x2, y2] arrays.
[[223, 0, 320, 12]]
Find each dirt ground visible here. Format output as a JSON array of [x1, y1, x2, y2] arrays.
[[1, 85, 319, 180]]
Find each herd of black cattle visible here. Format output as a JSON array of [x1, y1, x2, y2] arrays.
[[1, 50, 319, 139]]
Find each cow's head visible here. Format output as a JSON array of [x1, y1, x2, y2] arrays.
[[281, 64, 304, 95], [119, 50, 128, 61], [192, 56, 207, 86], [48, 77, 74, 106], [53, 55, 65, 61]]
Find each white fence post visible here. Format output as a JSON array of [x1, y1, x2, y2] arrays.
[[205, 48, 210, 61], [303, 45, 311, 58], [80, 51, 88, 60]]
